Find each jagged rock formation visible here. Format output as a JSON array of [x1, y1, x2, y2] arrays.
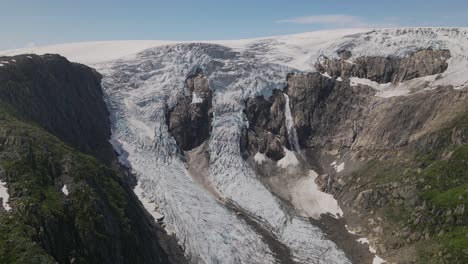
[[0, 55, 186, 264], [242, 89, 287, 160], [316, 49, 451, 83], [243, 73, 375, 158], [166, 69, 213, 151]]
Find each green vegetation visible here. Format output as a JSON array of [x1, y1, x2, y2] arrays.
[[350, 113, 468, 263], [0, 102, 132, 263], [420, 145, 468, 209]]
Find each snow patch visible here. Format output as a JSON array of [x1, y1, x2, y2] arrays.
[[357, 237, 370, 244], [357, 236, 387, 263], [61, 185, 69, 196], [253, 152, 267, 164], [291, 170, 343, 219], [277, 147, 299, 168], [373, 255, 386, 264], [0, 180, 11, 211], [331, 160, 345, 172], [191, 92, 203, 104], [350, 77, 412, 97], [336, 77, 343, 81], [345, 225, 358, 235], [320, 72, 332, 78]]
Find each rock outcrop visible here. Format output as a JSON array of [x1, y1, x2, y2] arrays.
[[166, 69, 213, 151], [243, 73, 376, 159], [242, 89, 287, 160], [316, 49, 451, 83]]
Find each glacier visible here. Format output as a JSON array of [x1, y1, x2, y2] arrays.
[[99, 43, 350, 263], [3, 27, 468, 263]]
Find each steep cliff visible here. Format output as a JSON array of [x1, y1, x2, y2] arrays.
[[0, 54, 114, 163], [0, 55, 186, 264], [315, 49, 451, 83], [166, 69, 213, 151]]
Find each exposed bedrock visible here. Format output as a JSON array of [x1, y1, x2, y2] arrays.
[[351, 86, 468, 157], [242, 89, 288, 161], [315, 49, 451, 83], [242, 72, 376, 159], [244, 71, 467, 160], [166, 69, 213, 151]]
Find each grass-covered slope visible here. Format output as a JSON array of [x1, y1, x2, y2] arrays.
[[0, 97, 175, 264], [340, 113, 468, 263]]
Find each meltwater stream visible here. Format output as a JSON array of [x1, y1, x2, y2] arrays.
[[283, 94, 301, 153], [99, 43, 350, 264]]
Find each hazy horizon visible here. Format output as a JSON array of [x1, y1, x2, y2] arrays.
[[1, 0, 468, 50]]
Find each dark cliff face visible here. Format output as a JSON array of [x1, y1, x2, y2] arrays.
[[166, 69, 213, 151], [242, 73, 375, 159], [0, 55, 186, 264], [315, 49, 451, 83], [242, 89, 287, 161], [285, 73, 375, 151], [0, 54, 114, 164]]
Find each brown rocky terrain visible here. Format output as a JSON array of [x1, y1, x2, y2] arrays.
[[240, 49, 467, 263]]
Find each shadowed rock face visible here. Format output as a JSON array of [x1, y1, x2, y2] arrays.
[[315, 49, 451, 83], [285, 73, 375, 152], [167, 69, 213, 151], [243, 73, 375, 159], [245, 70, 466, 159], [0, 54, 114, 164]]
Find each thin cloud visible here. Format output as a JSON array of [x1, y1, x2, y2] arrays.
[[277, 14, 396, 28]]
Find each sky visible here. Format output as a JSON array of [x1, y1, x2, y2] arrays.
[[1, 0, 468, 50]]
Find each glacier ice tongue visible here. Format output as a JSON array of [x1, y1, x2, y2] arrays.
[[100, 43, 350, 263]]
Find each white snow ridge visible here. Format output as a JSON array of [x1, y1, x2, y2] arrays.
[[3, 27, 467, 264]]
